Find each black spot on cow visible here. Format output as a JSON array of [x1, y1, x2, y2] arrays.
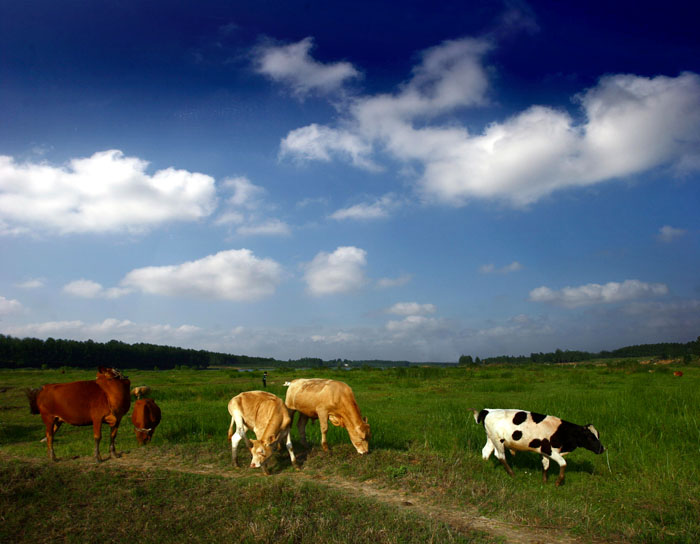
[[531, 412, 546, 424], [477, 409, 489, 425], [540, 438, 552, 455], [529, 439, 541, 449], [512, 430, 523, 441], [512, 411, 527, 425], [500, 439, 505, 443]]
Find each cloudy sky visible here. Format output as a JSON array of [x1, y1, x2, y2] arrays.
[[1, 1, 699, 362]]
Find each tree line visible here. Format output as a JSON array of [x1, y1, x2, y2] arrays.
[[1, 333, 698, 371], [459, 337, 700, 366]]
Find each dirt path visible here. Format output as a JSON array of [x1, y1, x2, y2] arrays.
[[6, 448, 583, 544]]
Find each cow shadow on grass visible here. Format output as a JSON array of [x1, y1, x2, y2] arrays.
[[488, 453, 596, 478], [0, 423, 45, 445]]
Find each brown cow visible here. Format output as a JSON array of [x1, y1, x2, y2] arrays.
[[227, 391, 298, 475], [132, 398, 161, 445], [285, 378, 370, 454], [25, 367, 131, 462]]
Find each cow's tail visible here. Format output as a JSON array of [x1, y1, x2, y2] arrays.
[[471, 408, 488, 425], [25, 387, 41, 414]]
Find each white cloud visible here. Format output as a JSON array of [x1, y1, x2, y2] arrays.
[[376, 274, 412, 288], [529, 279, 669, 308], [278, 35, 700, 207], [330, 194, 398, 221], [386, 315, 441, 335], [63, 279, 131, 299], [0, 150, 217, 235], [303, 246, 367, 296], [280, 123, 379, 170], [236, 219, 291, 237], [254, 37, 360, 98], [121, 249, 283, 301], [386, 302, 437, 316], [480, 261, 523, 274], [0, 295, 22, 315], [657, 225, 686, 243], [215, 177, 290, 237], [2, 318, 203, 347], [222, 176, 265, 209], [16, 278, 45, 289]]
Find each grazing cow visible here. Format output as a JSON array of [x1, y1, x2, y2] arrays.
[[131, 386, 151, 400], [25, 367, 131, 463], [285, 378, 370, 454], [227, 391, 297, 475], [673, 371, 683, 377], [473, 408, 605, 486], [132, 398, 162, 445]]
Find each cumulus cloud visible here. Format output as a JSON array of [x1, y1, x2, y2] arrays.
[[480, 261, 523, 274], [63, 279, 131, 299], [0, 295, 22, 315], [280, 124, 379, 169], [529, 279, 669, 308], [330, 194, 398, 221], [276, 35, 700, 207], [656, 225, 686, 243], [386, 302, 437, 316], [215, 176, 290, 236], [3, 318, 203, 347], [0, 150, 217, 235], [376, 274, 412, 289], [303, 246, 367, 296], [254, 37, 360, 98], [16, 278, 45, 289], [121, 249, 283, 301]]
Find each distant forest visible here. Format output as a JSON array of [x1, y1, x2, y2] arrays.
[[0, 333, 698, 371]]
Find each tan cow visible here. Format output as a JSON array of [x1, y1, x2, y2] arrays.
[[227, 391, 298, 475], [131, 386, 151, 400], [285, 378, 370, 454]]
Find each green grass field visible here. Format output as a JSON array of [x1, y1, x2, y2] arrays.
[[1, 361, 699, 542]]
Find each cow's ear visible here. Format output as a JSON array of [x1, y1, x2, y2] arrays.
[[586, 424, 599, 438]]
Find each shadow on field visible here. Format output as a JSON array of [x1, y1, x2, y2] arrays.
[[0, 423, 44, 445], [487, 453, 596, 477]]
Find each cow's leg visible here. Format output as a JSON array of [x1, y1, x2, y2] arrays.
[[317, 410, 330, 452], [231, 428, 247, 467], [493, 440, 515, 477], [284, 430, 299, 469], [41, 414, 57, 461], [541, 455, 550, 483], [549, 451, 567, 486], [93, 420, 104, 463], [296, 414, 310, 448], [108, 423, 121, 458], [481, 437, 495, 460]]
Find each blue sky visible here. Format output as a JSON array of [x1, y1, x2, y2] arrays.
[[1, 0, 699, 362]]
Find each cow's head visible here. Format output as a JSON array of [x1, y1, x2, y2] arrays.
[[249, 439, 275, 468], [134, 427, 154, 445], [350, 417, 371, 455], [97, 367, 128, 381], [579, 424, 605, 454]]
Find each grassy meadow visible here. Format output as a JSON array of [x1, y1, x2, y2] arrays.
[[1, 361, 699, 543]]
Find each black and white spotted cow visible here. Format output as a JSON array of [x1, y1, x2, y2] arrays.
[[473, 408, 605, 486]]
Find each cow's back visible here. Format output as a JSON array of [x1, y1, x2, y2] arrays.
[[285, 378, 350, 417], [37, 381, 107, 426]]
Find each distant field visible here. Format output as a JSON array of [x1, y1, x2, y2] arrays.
[[1, 361, 699, 543]]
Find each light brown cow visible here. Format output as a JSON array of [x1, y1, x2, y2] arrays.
[[227, 391, 298, 475], [285, 378, 370, 454], [25, 367, 131, 462], [132, 398, 161, 445], [131, 386, 151, 399]]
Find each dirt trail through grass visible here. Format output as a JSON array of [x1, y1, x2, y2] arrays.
[[14, 447, 583, 544]]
